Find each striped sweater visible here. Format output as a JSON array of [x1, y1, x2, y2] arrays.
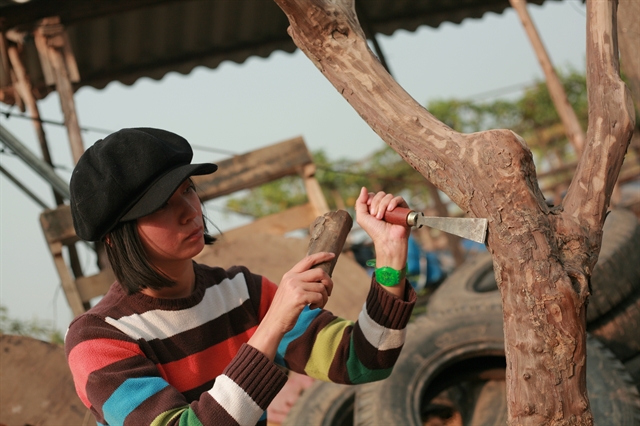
[[65, 262, 416, 426]]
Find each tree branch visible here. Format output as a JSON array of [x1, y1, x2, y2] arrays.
[[563, 0, 635, 231], [275, 0, 548, 229], [271, 0, 633, 423]]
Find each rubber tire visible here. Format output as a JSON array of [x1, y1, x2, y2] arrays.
[[467, 380, 509, 426], [426, 209, 640, 324], [623, 353, 640, 392], [587, 337, 640, 425], [283, 380, 356, 426], [589, 288, 640, 362], [425, 251, 500, 318], [353, 310, 640, 426]]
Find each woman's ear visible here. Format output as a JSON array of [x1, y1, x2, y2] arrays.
[[105, 234, 113, 247]]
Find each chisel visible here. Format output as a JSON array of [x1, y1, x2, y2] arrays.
[[384, 207, 488, 244]]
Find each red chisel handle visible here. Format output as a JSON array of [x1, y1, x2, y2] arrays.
[[383, 207, 414, 226]]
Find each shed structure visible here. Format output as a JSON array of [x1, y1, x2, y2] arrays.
[[2, 0, 574, 317], [6, 0, 638, 322], [1, 0, 554, 103]]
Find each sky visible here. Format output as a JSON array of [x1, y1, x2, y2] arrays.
[[0, 1, 588, 334]]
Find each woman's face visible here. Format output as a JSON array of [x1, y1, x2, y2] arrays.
[[137, 179, 205, 266]]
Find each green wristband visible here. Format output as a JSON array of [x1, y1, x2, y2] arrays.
[[366, 260, 407, 287]]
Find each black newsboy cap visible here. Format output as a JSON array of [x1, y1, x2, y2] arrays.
[[70, 128, 218, 241]]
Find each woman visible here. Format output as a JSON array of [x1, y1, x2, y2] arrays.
[[65, 128, 415, 426]]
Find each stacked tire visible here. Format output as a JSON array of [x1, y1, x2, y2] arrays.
[[353, 312, 640, 425], [283, 209, 640, 425], [284, 381, 356, 426], [285, 313, 640, 425], [426, 208, 640, 389]]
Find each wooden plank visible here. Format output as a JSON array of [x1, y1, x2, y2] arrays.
[[539, 160, 640, 194], [48, 241, 86, 317], [8, 43, 66, 204], [301, 163, 329, 216], [33, 24, 56, 86], [49, 43, 85, 164], [217, 203, 317, 243], [76, 269, 115, 303], [304, 176, 330, 216], [62, 31, 80, 82], [35, 17, 85, 164], [193, 137, 313, 201], [0, 34, 10, 89], [40, 204, 78, 245]]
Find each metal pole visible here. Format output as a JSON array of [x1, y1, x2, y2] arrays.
[[0, 124, 70, 199], [0, 165, 51, 210]]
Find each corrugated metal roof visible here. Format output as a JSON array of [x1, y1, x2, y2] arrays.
[[0, 0, 552, 104]]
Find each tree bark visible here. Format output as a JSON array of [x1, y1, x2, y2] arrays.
[[272, 0, 635, 424], [307, 210, 353, 276]]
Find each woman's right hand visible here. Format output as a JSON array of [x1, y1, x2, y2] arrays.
[[248, 252, 335, 360]]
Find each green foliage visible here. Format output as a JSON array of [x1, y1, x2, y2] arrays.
[[313, 149, 370, 208], [0, 305, 64, 345], [427, 68, 587, 167], [318, 147, 430, 211], [223, 146, 430, 219], [225, 176, 308, 217], [362, 146, 431, 209], [225, 68, 587, 218]]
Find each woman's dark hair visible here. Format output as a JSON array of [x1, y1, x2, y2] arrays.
[[105, 213, 216, 295]]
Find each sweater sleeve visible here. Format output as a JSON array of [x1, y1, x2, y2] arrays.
[[275, 277, 416, 384], [65, 315, 287, 426]]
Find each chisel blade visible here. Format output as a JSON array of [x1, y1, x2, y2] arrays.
[[416, 215, 488, 244]]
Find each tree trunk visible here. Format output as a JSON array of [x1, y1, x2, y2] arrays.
[[272, 0, 635, 424]]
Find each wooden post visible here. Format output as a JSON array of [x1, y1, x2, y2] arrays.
[[8, 37, 88, 285], [509, 0, 586, 156], [33, 17, 84, 165], [7, 43, 64, 205], [301, 163, 330, 216], [0, 35, 24, 111], [49, 240, 86, 317], [0, 34, 11, 95], [27, 18, 91, 307]]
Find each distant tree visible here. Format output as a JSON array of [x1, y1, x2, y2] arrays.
[[225, 175, 308, 217], [0, 305, 63, 345], [224, 147, 430, 218], [428, 68, 588, 170], [225, 69, 587, 219], [222, 148, 373, 217]]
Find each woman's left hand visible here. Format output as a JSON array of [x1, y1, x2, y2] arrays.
[[355, 187, 410, 272]]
